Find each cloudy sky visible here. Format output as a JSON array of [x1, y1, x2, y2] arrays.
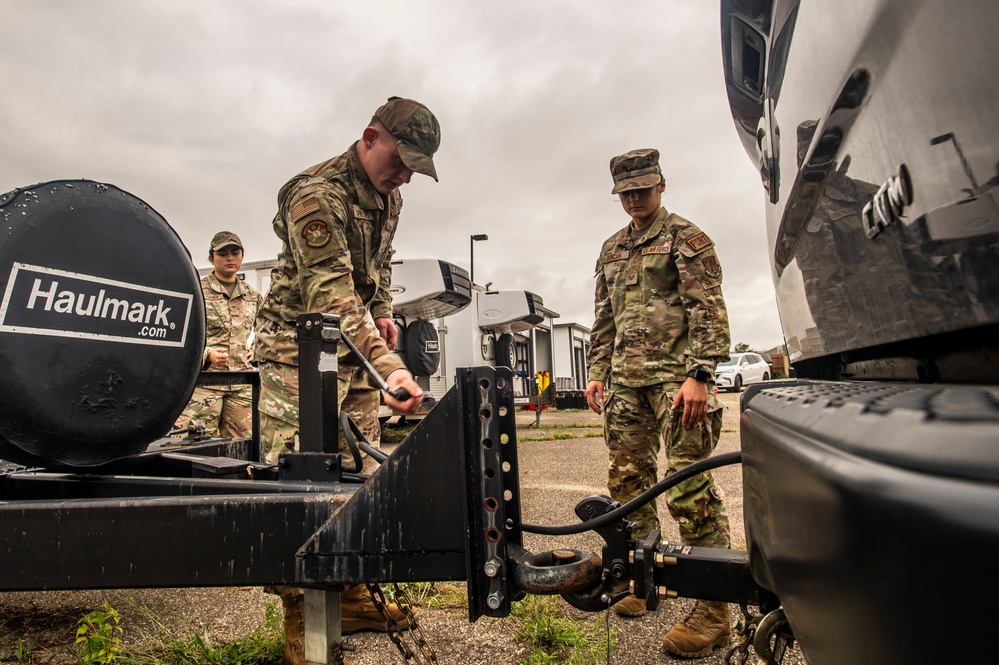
[[0, 0, 783, 350]]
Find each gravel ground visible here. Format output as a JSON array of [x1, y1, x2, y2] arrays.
[[0, 391, 806, 665]]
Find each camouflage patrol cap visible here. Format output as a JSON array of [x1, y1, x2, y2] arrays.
[[610, 148, 663, 194], [373, 96, 441, 181], [209, 231, 243, 251]]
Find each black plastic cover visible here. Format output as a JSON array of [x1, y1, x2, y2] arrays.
[[404, 319, 439, 376], [495, 333, 516, 369]]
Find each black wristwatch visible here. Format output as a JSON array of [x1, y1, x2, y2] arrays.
[[686, 369, 711, 383]]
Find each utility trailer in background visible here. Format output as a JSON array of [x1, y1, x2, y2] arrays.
[[388, 261, 562, 417]]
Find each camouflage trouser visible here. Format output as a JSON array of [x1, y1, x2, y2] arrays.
[[603, 382, 731, 549], [257, 360, 381, 466], [175, 385, 253, 438]]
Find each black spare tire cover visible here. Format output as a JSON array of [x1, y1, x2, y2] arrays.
[[496, 333, 517, 369], [0, 180, 205, 468], [404, 320, 440, 376]]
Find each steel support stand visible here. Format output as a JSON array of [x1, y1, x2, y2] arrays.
[[305, 589, 343, 665]]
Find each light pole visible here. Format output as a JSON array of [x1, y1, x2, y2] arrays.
[[470, 234, 488, 285]]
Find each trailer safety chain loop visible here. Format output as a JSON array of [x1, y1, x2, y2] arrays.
[[725, 604, 790, 665], [724, 604, 759, 665], [753, 607, 791, 665], [394, 584, 440, 664], [366, 583, 440, 664]]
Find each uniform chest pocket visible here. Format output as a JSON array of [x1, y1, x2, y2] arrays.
[[204, 294, 231, 333], [639, 250, 677, 293], [600, 250, 630, 285]]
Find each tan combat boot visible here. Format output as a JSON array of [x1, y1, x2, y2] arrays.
[[612, 594, 648, 617], [341, 585, 415, 634], [661, 600, 731, 658], [280, 593, 305, 665]]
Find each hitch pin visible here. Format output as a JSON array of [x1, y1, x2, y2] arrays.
[[338, 330, 411, 402]]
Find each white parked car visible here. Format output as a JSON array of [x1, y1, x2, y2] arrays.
[[715, 352, 770, 392]]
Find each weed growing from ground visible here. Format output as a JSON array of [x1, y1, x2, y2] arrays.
[[512, 595, 616, 665], [74, 600, 124, 665], [14, 637, 38, 662]]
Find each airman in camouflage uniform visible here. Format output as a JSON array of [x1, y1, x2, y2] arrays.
[[584, 149, 733, 659], [253, 96, 433, 466], [252, 97, 435, 657], [175, 231, 262, 438]]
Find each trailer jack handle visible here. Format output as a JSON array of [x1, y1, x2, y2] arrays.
[[338, 330, 411, 402]]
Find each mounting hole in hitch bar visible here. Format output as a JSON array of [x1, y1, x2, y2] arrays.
[[485, 527, 501, 543], [480, 407, 492, 420], [484, 497, 499, 512], [479, 378, 491, 391]]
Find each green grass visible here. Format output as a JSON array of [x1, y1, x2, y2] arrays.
[[65, 584, 617, 665], [13, 637, 38, 662], [379, 423, 415, 444], [387, 582, 467, 609], [518, 431, 603, 442], [520, 422, 601, 430], [512, 595, 616, 665], [115, 585, 466, 665], [121, 601, 283, 665]]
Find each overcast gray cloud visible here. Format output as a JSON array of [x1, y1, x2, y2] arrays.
[[0, 0, 784, 349]]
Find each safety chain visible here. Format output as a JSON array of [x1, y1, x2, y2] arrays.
[[724, 604, 761, 665], [725, 604, 792, 665], [367, 583, 440, 664]]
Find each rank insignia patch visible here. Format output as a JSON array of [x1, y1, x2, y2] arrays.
[[302, 220, 332, 248]]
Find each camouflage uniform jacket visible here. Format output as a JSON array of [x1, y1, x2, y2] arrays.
[[254, 143, 405, 378], [201, 272, 263, 390], [587, 207, 730, 387]]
